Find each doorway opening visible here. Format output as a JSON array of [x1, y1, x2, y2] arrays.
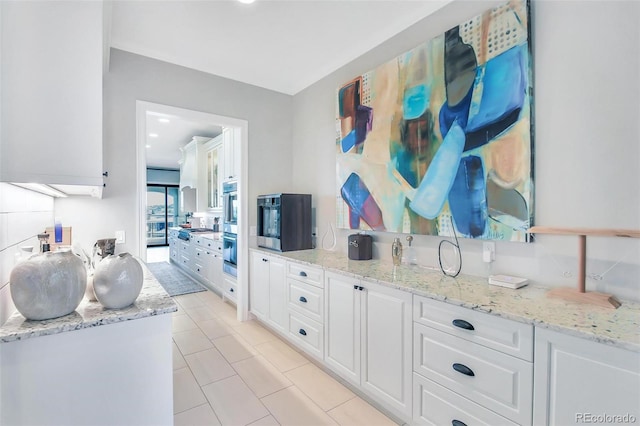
[[136, 101, 250, 322]]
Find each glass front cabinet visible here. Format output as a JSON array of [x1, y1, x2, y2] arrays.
[[204, 137, 223, 211]]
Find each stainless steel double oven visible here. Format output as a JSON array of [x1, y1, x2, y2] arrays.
[[222, 181, 238, 277]]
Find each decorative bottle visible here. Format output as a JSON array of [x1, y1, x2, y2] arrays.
[[391, 237, 403, 266]]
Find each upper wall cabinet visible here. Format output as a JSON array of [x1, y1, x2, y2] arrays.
[[222, 127, 240, 182], [0, 1, 105, 191], [203, 136, 223, 211], [179, 140, 198, 191]]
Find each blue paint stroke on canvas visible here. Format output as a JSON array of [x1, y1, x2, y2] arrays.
[[403, 84, 430, 120], [448, 155, 488, 237], [409, 121, 465, 219], [341, 173, 386, 231]]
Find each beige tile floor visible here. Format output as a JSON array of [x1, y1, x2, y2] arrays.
[[172, 290, 399, 426]]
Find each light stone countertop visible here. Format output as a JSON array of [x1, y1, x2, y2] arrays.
[[200, 232, 223, 241], [254, 248, 640, 352], [0, 264, 178, 343]]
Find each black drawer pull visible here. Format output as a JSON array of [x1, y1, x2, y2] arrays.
[[452, 363, 475, 377], [353, 285, 358, 290], [452, 420, 467, 426], [299, 296, 308, 303], [452, 319, 475, 331], [262, 258, 268, 262], [229, 288, 234, 293], [299, 328, 307, 336], [299, 271, 307, 277]]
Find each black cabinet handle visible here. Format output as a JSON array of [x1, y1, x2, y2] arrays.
[[262, 258, 268, 262], [299, 329, 307, 336], [452, 420, 467, 426], [353, 285, 358, 290], [299, 296, 308, 303], [229, 288, 234, 293], [452, 319, 475, 331], [299, 271, 307, 277], [452, 363, 475, 377]]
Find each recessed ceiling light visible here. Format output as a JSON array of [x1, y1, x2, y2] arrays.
[[237, 0, 255, 4], [149, 133, 158, 138], [145, 144, 151, 148], [157, 118, 170, 123]]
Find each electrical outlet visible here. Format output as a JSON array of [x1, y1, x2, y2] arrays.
[[482, 242, 495, 262], [115, 230, 125, 244]]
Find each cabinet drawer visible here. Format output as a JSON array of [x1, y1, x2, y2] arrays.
[[193, 262, 205, 278], [180, 255, 190, 267], [413, 373, 518, 426], [170, 248, 178, 260], [180, 241, 189, 252], [196, 237, 222, 252], [224, 277, 237, 301], [287, 262, 323, 288], [414, 324, 532, 425], [287, 278, 323, 322], [193, 247, 205, 261], [288, 312, 323, 359], [413, 295, 533, 361], [201, 238, 222, 253]]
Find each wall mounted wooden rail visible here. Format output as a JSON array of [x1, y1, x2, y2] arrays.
[[527, 227, 640, 309]]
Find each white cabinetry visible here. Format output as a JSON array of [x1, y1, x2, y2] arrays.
[[412, 295, 533, 426], [533, 328, 640, 426], [249, 250, 286, 331], [179, 140, 198, 190], [201, 236, 223, 292], [1, 1, 104, 190], [286, 262, 324, 359], [203, 136, 223, 211], [169, 233, 224, 297], [222, 127, 240, 181], [223, 276, 238, 303], [324, 272, 413, 419], [179, 136, 212, 212], [168, 229, 179, 263]]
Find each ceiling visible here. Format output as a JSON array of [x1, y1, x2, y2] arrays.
[[145, 111, 222, 170], [113, 0, 453, 169]]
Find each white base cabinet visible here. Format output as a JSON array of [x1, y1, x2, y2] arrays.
[[285, 262, 325, 359], [246, 253, 637, 426], [249, 250, 286, 331], [324, 272, 413, 419], [413, 295, 533, 426], [0, 315, 173, 425], [414, 373, 518, 426], [533, 328, 640, 426]]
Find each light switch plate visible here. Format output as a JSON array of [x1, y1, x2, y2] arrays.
[[115, 230, 125, 244]]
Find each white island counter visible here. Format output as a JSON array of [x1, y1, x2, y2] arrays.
[[0, 266, 177, 426]]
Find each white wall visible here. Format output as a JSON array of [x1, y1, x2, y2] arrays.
[[291, 0, 640, 301], [0, 184, 54, 324], [55, 49, 294, 255]]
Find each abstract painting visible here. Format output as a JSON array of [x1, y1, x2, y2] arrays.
[[336, 0, 533, 242]]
